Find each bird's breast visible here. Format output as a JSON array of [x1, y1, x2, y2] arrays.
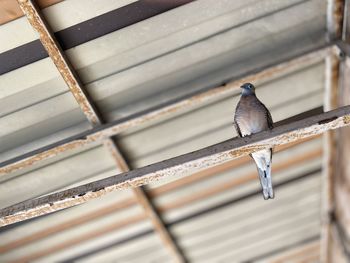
[[235, 105, 268, 136]]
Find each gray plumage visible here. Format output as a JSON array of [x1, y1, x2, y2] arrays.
[[233, 83, 274, 200]]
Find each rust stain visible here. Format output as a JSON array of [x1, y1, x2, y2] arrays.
[[229, 145, 268, 158], [278, 131, 314, 143], [0, 192, 96, 226], [333, 0, 344, 38], [343, 115, 350, 124]]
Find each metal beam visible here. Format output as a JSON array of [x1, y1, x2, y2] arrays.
[[16, 0, 100, 126], [327, 17, 350, 263], [150, 136, 320, 197], [1, 105, 350, 226], [156, 148, 322, 212], [1, 145, 322, 262], [2, 1, 342, 261], [343, 0, 350, 42], [16, 1, 187, 262], [327, 0, 345, 41], [321, 48, 341, 263], [0, 45, 330, 176], [322, 1, 345, 262], [132, 187, 187, 263], [102, 140, 178, 254], [0, 136, 318, 254]]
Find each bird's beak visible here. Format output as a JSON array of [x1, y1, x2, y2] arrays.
[[240, 86, 244, 89]]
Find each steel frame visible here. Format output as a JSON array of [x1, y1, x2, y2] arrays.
[[0, 0, 348, 227], [15, 0, 186, 262], [321, 1, 347, 262], [1, 104, 350, 226], [1, 0, 350, 262], [0, 136, 319, 255], [0, 45, 329, 176]]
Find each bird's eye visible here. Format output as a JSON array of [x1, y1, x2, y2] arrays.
[[248, 84, 252, 89]]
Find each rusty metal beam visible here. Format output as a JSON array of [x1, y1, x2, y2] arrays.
[[321, 48, 341, 263], [2, 146, 322, 263], [16, 1, 187, 262], [107, 140, 187, 263], [3, 2, 342, 261], [17, 0, 100, 126], [1, 105, 350, 226], [343, 0, 350, 42], [132, 187, 187, 263], [321, 1, 345, 262], [327, 0, 345, 41], [156, 148, 322, 212], [0, 136, 319, 253], [326, 2, 350, 259], [150, 135, 320, 198], [332, 56, 350, 262], [0, 45, 330, 177]]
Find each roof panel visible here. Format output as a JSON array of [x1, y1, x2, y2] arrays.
[[0, 0, 329, 262]]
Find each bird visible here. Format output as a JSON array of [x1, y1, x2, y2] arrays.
[[233, 83, 274, 200]]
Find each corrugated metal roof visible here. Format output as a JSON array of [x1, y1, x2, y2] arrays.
[[0, 0, 327, 262]]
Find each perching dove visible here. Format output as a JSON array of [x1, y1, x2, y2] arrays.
[[234, 83, 274, 200]]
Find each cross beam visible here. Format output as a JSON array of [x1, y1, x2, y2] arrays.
[[0, 45, 329, 176], [16, 0, 187, 262], [1, 105, 350, 226]]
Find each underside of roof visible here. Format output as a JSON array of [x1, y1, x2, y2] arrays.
[[0, 0, 349, 262]]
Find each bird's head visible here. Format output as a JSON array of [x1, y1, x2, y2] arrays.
[[240, 83, 255, 95]]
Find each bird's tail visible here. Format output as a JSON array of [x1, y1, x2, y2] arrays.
[[252, 149, 274, 200], [257, 164, 274, 200]]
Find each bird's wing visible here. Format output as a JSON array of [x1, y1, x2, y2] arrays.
[[261, 102, 273, 129], [233, 100, 243, 137], [233, 120, 243, 137], [258, 100, 274, 160]]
